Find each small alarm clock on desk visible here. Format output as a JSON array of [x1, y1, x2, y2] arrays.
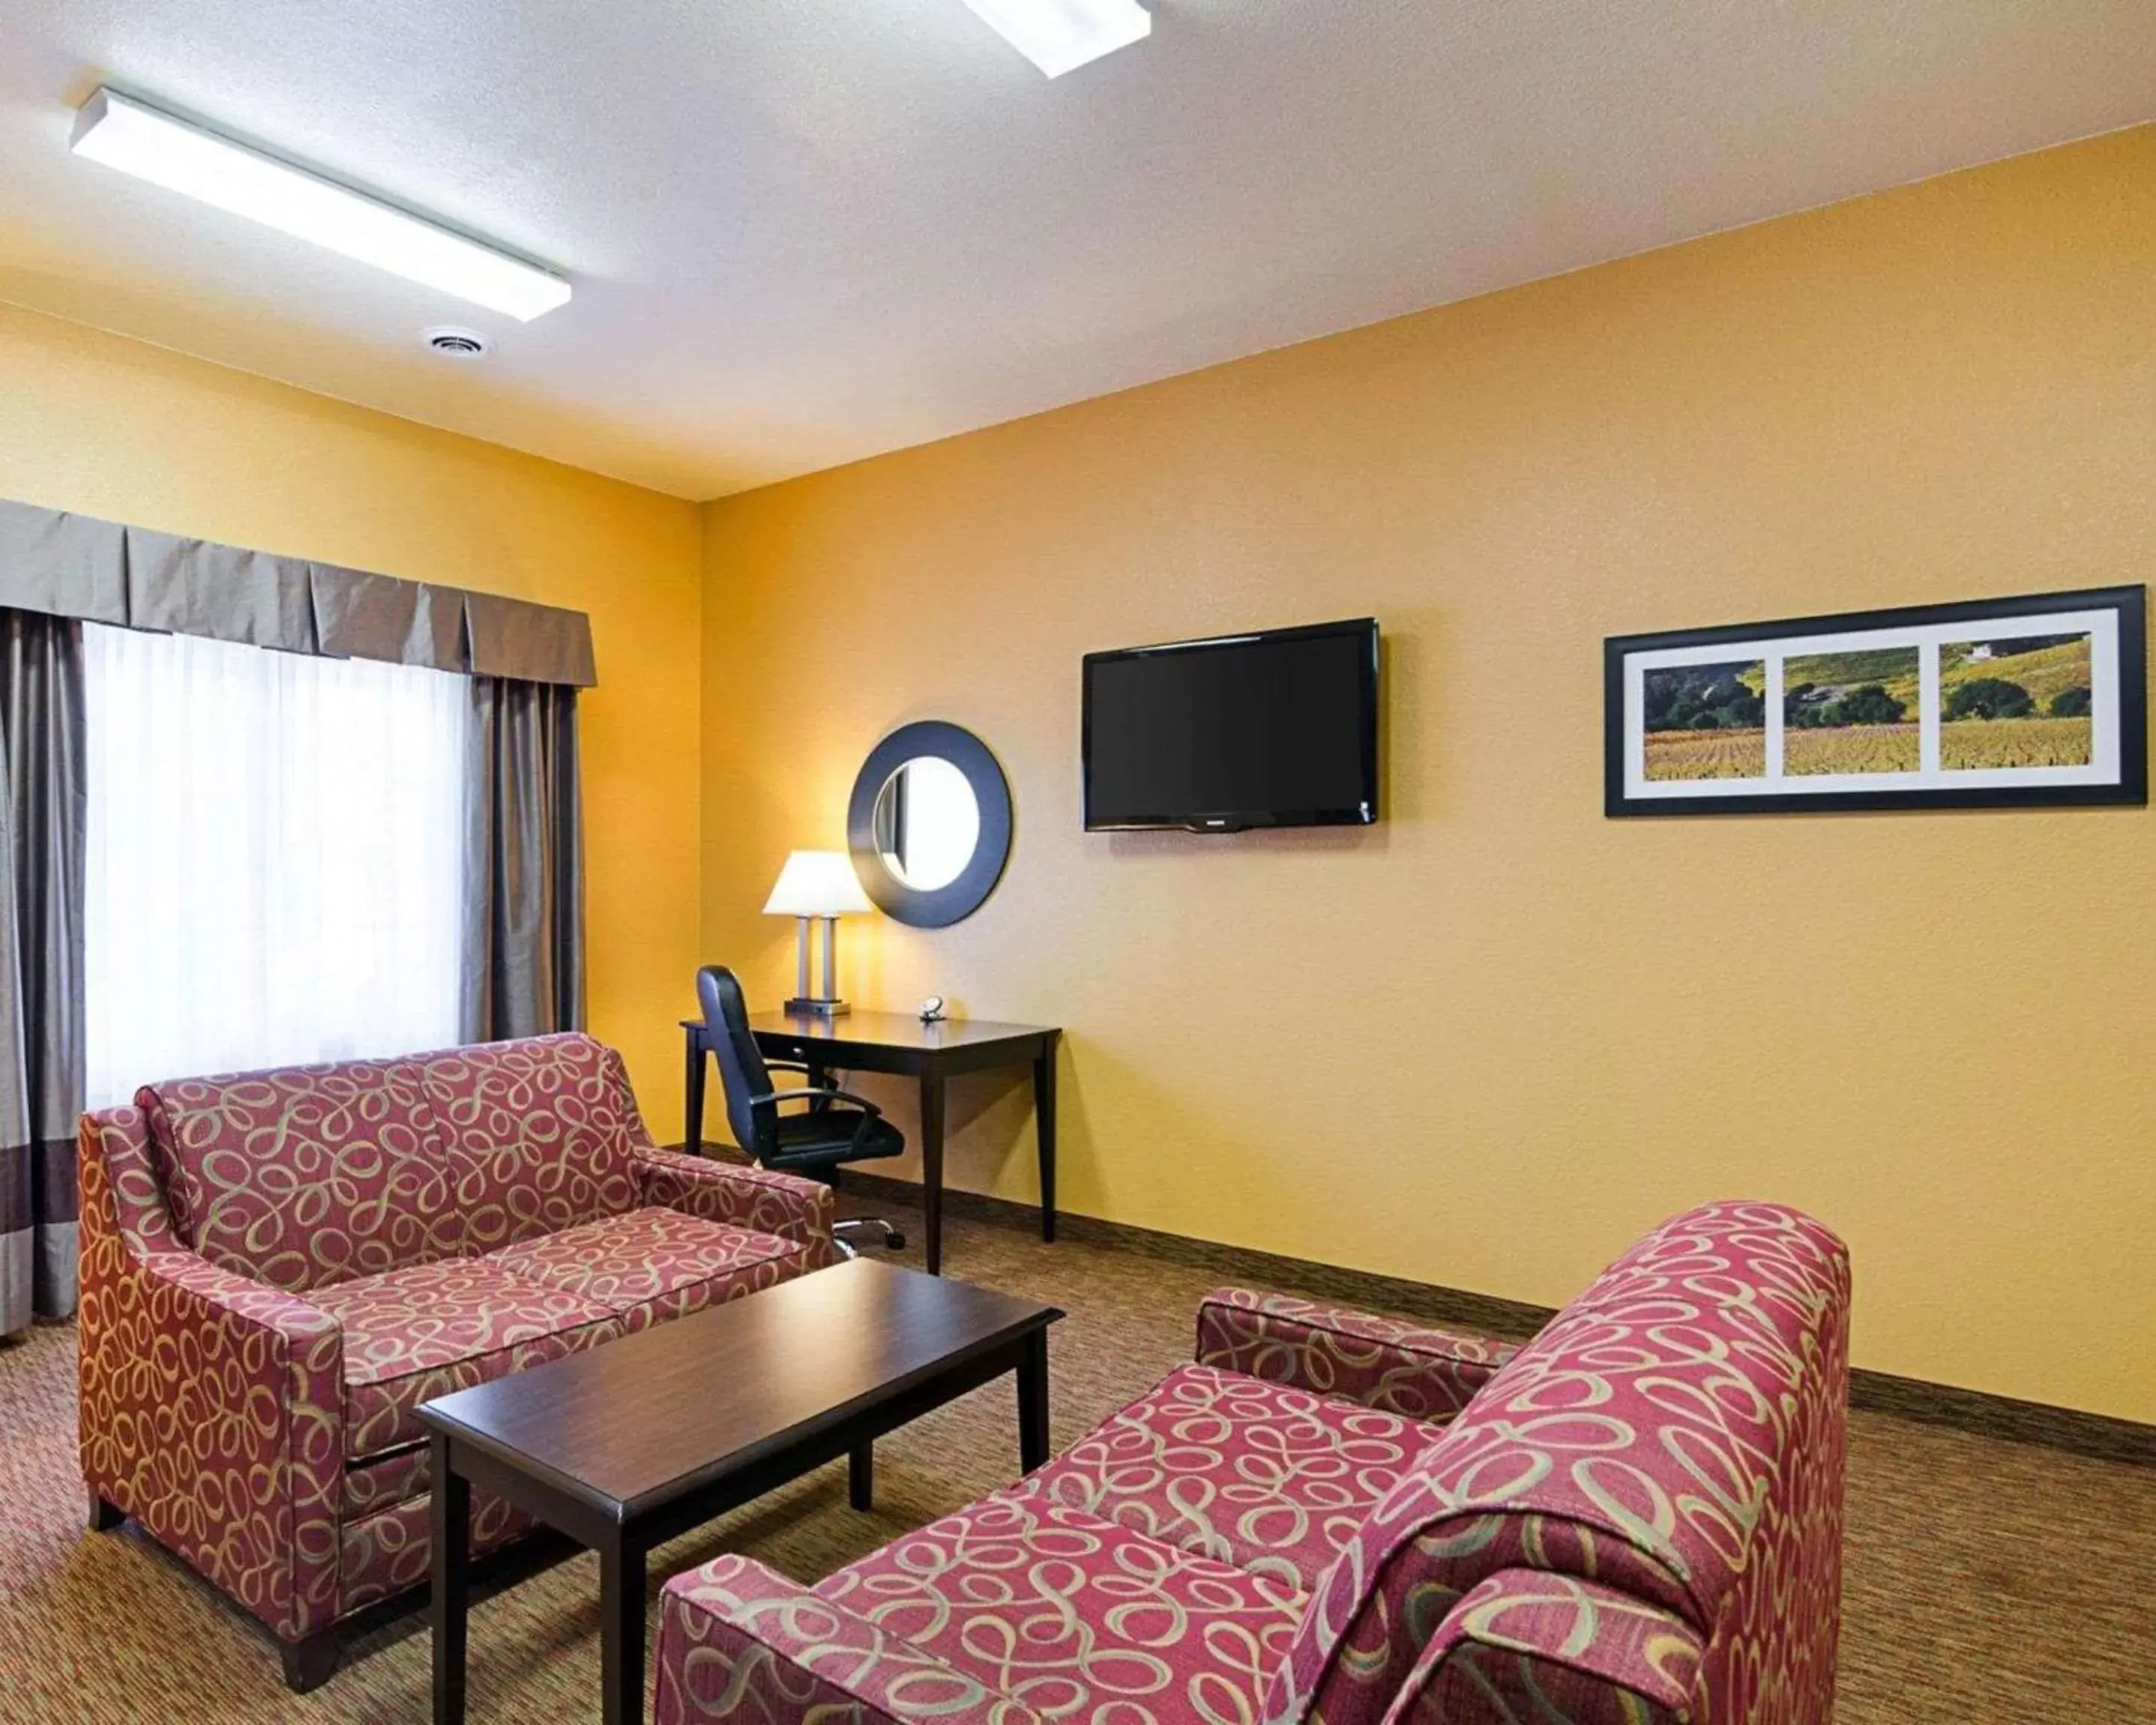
[[918, 996, 948, 1023]]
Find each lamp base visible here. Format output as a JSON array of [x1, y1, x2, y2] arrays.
[[784, 996, 850, 1018]]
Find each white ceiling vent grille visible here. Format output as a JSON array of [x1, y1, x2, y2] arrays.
[[420, 326, 491, 359]]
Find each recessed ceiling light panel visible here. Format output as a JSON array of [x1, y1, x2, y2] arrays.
[[69, 87, 571, 321], [955, 0, 1151, 77]]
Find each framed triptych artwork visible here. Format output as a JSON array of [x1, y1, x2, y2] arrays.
[[1604, 585, 2146, 816]]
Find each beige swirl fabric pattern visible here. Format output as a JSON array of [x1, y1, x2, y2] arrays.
[[76, 1108, 346, 1640], [655, 1554, 1050, 1725], [140, 1058, 460, 1292], [338, 1479, 538, 1617], [491, 1205, 800, 1331], [1267, 1201, 1849, 1725], [655, 1202, 1848, 1725], [341, 1442, 431, 1519], [1386, 1569, 1704, 1725], [1195, 1292, 1520, 1423], [307, 1258, 627, 1459], [423, 1036, 645, 1251], [818, 1492, 1304, 1725], [639, 1146, 840, 1269], [1019, 1363, 1440, 1592], [76, 1032, 840, 1664]]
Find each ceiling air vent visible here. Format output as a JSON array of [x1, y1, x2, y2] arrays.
[[420, 326, 492, 359]]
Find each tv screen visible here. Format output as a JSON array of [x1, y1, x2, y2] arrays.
[[1082, 618, 1380, 832]]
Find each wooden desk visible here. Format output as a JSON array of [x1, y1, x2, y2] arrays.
[[682, 1010, 1061, 1275]]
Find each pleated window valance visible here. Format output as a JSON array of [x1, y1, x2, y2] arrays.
[[0, 496, 595, 687]]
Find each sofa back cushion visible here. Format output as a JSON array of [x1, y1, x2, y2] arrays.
[[140, 1057, 457, 1292], [1265, 1202, 1850, 1725], [416, 1033, 642, 1253]]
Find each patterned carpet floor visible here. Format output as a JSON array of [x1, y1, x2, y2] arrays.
[[3, 1192, 2152, 1722]]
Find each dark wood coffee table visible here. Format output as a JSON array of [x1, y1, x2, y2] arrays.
[[418, 1259, 1064, 1725]]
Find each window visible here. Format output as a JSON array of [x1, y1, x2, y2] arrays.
[[82, 623, 469, 1107]]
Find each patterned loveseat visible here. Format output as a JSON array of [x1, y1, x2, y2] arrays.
[[654, 1201, 1848, 1725], [76, 1031, 836, 1690]]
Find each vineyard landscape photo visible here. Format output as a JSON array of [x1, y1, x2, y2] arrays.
[[1784, 646, 1919, 775], [1940, 632, 2092, 768], [1642, 659, 1765, 779]]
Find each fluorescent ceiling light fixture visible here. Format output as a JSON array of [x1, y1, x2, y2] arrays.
[[70, 88, 570, 321], [955, 0, 1151, 76]]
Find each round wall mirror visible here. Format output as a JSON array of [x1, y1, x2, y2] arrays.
[[848, 722, 1011, 927], [874, 755, 981, 891]]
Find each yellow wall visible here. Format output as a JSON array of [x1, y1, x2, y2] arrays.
[[0, 302, 704, 1135], [702, 127, 2156, 1423]]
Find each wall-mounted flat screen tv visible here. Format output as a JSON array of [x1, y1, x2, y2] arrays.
[[1082, 618, 1380, 833]]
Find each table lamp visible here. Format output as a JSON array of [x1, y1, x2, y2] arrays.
[[764, 850, 874, 1017]]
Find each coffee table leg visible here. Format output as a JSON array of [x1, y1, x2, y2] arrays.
[[600, 1534, 646, 1725], [430, 1432, 469, 1725], [1017, 1329, 1050, 1473], [850, 1441, 874, 1510]]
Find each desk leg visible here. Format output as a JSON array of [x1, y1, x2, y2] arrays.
[[919, 1074, 945, 1276], [850, 1442, 874, 1510], [600, 1533, 647, 1725], [683, 1028, 705, 1157], [1032, 1039, 1058, 1244], [430, 1432, 469, 1725], [1017, 1329, 1050, 1473]]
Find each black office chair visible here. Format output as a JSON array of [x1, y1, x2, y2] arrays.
[[695, 964, 907, 1257]]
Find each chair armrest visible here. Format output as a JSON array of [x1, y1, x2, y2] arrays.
[[637, 1147, 838, 1268], [1376, 1569, 1703, 1725], [656, 1554, 1045, 1725], [1195, 1287, 1520, 1422], [77, 1109, 347, 1642], [755, 1086, 886, 1118]]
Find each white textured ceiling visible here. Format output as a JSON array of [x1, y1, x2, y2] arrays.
[[0, 1, 2151, 499]]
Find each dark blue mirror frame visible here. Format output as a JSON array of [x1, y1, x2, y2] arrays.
[[847, 721, 1013, 928]]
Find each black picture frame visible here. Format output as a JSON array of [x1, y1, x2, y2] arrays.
[[1604, 585, 2146, 817]]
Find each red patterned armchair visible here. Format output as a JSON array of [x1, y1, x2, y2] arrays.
[[655, 1202, 1848, 1725], [76, 1031, 836, 1690]]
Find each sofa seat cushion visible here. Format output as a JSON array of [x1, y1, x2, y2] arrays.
[[340, 1479, 537, 1617], [815, 1492, 1304, 1724], [309, 1257, 624, 1461], [343, 1444, 430, 1519], [487, 1206, 803, 1332], [1017, 1363, 1436, 1594]]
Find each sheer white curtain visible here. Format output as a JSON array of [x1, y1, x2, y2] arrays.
[[83, 624, 469, 1107]]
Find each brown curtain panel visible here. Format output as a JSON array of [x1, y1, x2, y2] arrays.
[[462, 676, 586, 1041], [0, 609, 85, 1333]]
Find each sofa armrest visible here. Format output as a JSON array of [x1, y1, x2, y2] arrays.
[[133, 1244, 344, 1346], [655, 1554, 1045, 1725], [638, 1148, 838, 1268], [1195, 1287, 1519, 1422], [77, 1107, 347, 1641], [1377, 1569, 1704, 1725]]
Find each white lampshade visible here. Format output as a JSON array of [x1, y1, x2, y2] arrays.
[[763, 851, 874, 917]]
